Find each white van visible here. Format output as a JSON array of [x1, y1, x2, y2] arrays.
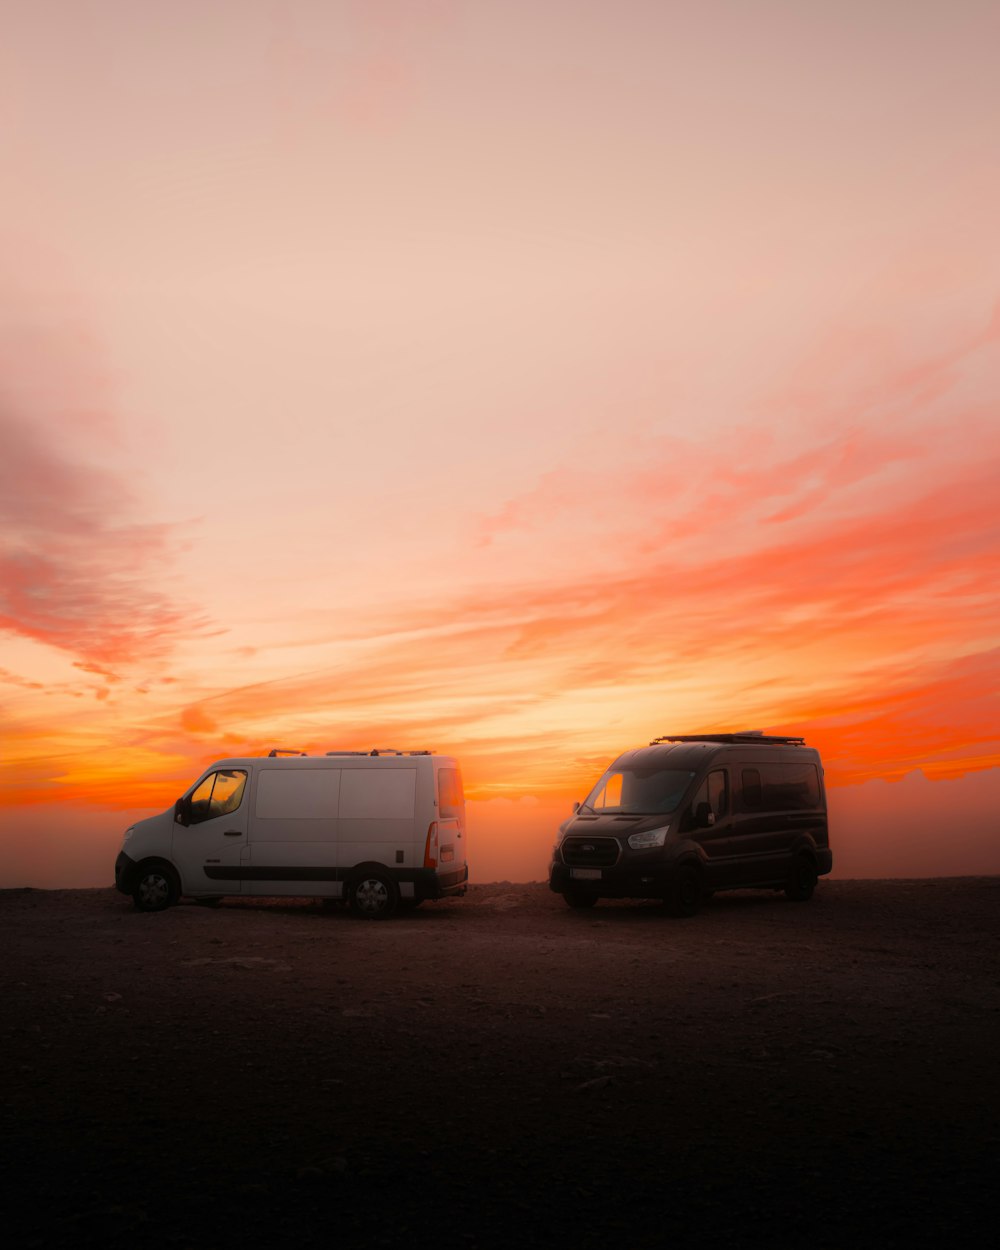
[[114, 749, 468, 918]]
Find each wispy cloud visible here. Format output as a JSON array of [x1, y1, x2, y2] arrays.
[[146, 307, 999, 795], [0, 315, 205, 672], [145, 436, 997, 796]]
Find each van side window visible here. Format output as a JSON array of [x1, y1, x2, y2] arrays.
[[189, 770, 247, 824], [689, 772, 728, 828], [741, 768, 763, 808], [707, 770, 728, 818], [764, 763, 821, 810]]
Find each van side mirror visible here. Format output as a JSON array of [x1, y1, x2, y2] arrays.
[[572, 801, 580, 813], [174, 797, 191, 827], [694, 801, 715, 828]]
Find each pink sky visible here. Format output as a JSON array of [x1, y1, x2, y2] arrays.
[[1, 1, 999, 886]]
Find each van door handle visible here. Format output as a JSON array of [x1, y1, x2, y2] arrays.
[[224, 830, 242, 837]]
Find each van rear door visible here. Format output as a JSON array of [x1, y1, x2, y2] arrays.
[[435, 763, 466, 877]]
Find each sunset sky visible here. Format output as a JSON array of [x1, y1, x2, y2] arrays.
[[2, 0, 999, 886]]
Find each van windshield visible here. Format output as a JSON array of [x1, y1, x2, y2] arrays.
[[583, 767, 695, 815]]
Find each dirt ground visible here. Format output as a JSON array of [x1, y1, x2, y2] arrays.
[[2, 878, 998, 1249]]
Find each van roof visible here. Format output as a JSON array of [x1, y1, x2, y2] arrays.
[[650, 733, 806, 746], [199, 753, 452, 773], [613, 738, 820, 771], [267, 747, 435, 757]]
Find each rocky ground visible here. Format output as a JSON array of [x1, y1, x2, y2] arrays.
[[1, 878, 998, 1248]]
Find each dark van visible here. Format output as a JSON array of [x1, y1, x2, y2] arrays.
[[549, 733, 832, 915]]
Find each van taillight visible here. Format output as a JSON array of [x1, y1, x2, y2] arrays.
[[424, 822, 439, 869]]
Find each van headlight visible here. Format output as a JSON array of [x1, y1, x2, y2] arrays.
[[122, 826, 135, 843], [628, 826, 669, 850]]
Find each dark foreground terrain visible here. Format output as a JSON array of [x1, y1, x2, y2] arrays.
[[2, 879, 998, 1249]]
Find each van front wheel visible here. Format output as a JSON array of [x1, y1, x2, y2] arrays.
[[350, 872, 400, 920], [133, 864, 180, 913], [666, 865, 702, 918], [563, 889, 597, 909]]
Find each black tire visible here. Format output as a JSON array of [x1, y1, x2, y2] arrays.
[[665, 864, 702, 917], [563, 890, 598, 910], [132, 863, 180, 912], [349, 871, 400, 920], [784, 855, 818, 902]]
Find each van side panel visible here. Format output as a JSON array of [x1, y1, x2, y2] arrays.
[[255, 767, 341, 824], [245, 766, 341, 895], [726, 755, 826, 885], [338, 767, 419, 870]]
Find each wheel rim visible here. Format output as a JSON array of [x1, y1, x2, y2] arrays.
[[138, 873, 170, 908], [355, 878, 389, 915]]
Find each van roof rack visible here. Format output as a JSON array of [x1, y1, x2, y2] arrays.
[[267, 748, 308, 757], [650, 733, 806, 746], [325, 748, 435, 757]]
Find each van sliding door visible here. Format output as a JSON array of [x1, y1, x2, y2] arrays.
[[244, 766, 341, 896]]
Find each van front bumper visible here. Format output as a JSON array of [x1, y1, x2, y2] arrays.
[[549, 860, 672, 899], [115, 852, 138, 895]]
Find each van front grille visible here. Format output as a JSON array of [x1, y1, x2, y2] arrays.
[[561, 836, 620, 867]]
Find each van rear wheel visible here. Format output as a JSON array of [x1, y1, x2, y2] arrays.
[[349, 872, 399, 920], [784, 855, 818, 902]]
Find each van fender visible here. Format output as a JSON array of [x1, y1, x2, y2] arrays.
[[347, 858, 394, 880], [661, 845, 707, 890], [133, 855, 182, 887], [788, 833, 820, 862], [666, 839, 709, 868]]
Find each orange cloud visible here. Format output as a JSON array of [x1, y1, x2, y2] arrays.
[[8, 397, 992, 811], [775, 649, 1000, 785], [180, 704, 219, 736]]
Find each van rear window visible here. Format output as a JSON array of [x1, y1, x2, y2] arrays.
[[438, 768, 464, 818]]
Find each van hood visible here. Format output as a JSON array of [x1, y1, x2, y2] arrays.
[[562, 811, 676, 837], [130, 807, 173, 835], [120, 806, 175, 855]]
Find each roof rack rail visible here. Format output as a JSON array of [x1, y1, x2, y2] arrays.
[[267, 748, 308, 757], [324, 748, 435, 757], [650, 733, 806, 746]]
